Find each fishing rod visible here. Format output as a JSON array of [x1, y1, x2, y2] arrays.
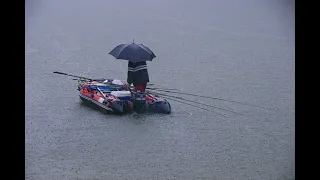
[[148, 90, 251, 118], [149, 89, 277, 111], [53, 71, 163, 87], [54, 71, 128, 87], [157, 95, 227, 118], [53, 71, 94, 81], [146, 87, 182, 91], [146, 91, 222, 116]]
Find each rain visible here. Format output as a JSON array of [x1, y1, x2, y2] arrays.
[[26, 0, 295, 179]]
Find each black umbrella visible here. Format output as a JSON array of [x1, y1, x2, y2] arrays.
[[109, 40, 156, 62]]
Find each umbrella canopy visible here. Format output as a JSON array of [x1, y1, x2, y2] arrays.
[[109, 41, 156, 62]]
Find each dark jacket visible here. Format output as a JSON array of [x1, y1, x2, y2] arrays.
[[127, 61, 149, 85]]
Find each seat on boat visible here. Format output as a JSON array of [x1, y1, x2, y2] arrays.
[[110, 91, 132, 101]]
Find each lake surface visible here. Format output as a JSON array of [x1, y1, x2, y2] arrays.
[[26, 0, 295, 179]]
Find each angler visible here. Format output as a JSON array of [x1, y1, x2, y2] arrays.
[[109, 40, 156, 113]]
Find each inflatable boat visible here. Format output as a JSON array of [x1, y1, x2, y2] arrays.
[[77, 78, 171, 114]]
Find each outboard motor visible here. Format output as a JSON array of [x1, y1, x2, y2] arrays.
[[132, 91, 147, 113]]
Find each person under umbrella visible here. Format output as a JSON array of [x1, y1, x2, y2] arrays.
[[109, 40, 156, 92], [109, 40, 156, 113], [127, 61, 149, 92]]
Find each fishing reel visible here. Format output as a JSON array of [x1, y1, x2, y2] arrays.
[[77, 78, 88, 84]]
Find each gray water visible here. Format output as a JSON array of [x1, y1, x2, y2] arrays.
[[25, 0, 295, 179]]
